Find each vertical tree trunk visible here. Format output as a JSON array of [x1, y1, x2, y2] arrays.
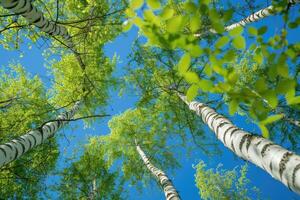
[[194, 0, 300, 37], [0, 101, 80, 168], [135, 142, 181, 200], [89, 178, 97, 200], [177, 93, 300, 194]]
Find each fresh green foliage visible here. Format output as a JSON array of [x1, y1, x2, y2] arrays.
[[195, 162, 261, 200], [100, 108, 181, 188], [55, 137, 125, 199], [0, 65, 59, 198], [124, 0, 300, 136]]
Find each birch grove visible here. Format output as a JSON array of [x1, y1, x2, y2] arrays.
[[177, 93, 300, 194]]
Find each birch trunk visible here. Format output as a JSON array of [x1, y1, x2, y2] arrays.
[[136, 143, 181, 200], [194, 0, 300, 37], [0, 101, 80, 168], [177, 93, 300, 194], [1, 0, 73, 46], [0, 0, 86, 70]]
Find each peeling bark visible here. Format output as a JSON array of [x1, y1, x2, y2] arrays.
[[178, 93, 300, 194], [0, 101, 80, 168]]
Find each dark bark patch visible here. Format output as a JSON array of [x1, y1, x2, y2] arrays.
[[279, 152, 293, 180]]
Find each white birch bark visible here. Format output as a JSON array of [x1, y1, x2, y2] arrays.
[[194, 0, 300, 37], [136, 143, 181, 200], [1, 0, 74, 47], [0, 101, 80, 168], [178, 93, 300, 194]]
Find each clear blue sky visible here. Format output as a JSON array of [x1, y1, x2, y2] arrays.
[[0, 3, 300, 200]]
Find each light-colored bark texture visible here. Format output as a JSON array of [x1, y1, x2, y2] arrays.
[[0, 101, 80, 168], [136, 144, 181, 200], [0, 0, 86, 69], [1, 0, 72, 45], [194, 0, 300, 37], [178, 93, 300, 195]]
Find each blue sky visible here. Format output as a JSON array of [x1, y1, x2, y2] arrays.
[[0, 3, 300, 200]]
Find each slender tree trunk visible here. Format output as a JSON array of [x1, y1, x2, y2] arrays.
[[194, 0, 300, 37], [177, 93, 300, 194], [89, 178, 97, 200], [0, 0, 85, 69], [0, 101, 80, 168], [135, 142, 181, 200]]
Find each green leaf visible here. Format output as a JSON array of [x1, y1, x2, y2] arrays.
[[190, 15, 201, 32], [166, 16, 184, 34], [184, 2, 197, 12], [258, 26, 267, 35], [253, 51, 263, 65], [229, 100, 238, 115], [232, 36, 246, 49], [288, 96, 300, 105], [130, 0, 144, 10], [264, 91, 278, 108], [184, 72, 200, 84], [178, 53, 191, 75], [198, 79, 214, 91], [258, 124, 269, 138], [186, 84, 199, 101], [248, 26, 257, 36], [147, 0, 160, 10], [229, 26, 243, 37], [160, 7, 174, 20], [261, 114, 284, 125], [215, 36, 230, 49]]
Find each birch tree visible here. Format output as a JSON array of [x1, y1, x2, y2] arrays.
[[0, 65, 59, 198], [100, 108, 182, 198], [177, 92, 300, 194]]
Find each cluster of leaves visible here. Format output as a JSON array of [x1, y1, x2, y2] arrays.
[[195, 161, 261, 200], [99, 108, 181, 188], [54, 137, 125, 199], [49, 49, 116, 121], [124, 0, 300, 137], [0, 65, 59, 198]]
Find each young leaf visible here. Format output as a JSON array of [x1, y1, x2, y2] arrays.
[[258, 124, 269, 138], [184, 72, 200, 84], [147, 0, 160, 10], [261, 114, 284, 125], [232, 36, 246, 49], [215, 36, 230, 49], [186, 84, 199, 101], [130, 0, 144, 10], [229, 26, 243, 37], [178, 53, 191, 75]]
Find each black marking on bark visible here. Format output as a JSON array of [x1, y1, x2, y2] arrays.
[[14, 138, 26, 154], [0, 146, 7, 158], [216, 121, 230, 138], [261, 143, 275, 157], [28, 133, 37, 147], [223, 127, 238, 145], [239, 134, 250, 152], [279, 152, 293, 180], [292, 163, 300, 189], [3, 144, 13, 151], [3, 0, 19, 9], [10, 141, 19, 160], [231, 140, 237, 153], [246, 135, 255, 151], [204, 111, 215, 124]]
